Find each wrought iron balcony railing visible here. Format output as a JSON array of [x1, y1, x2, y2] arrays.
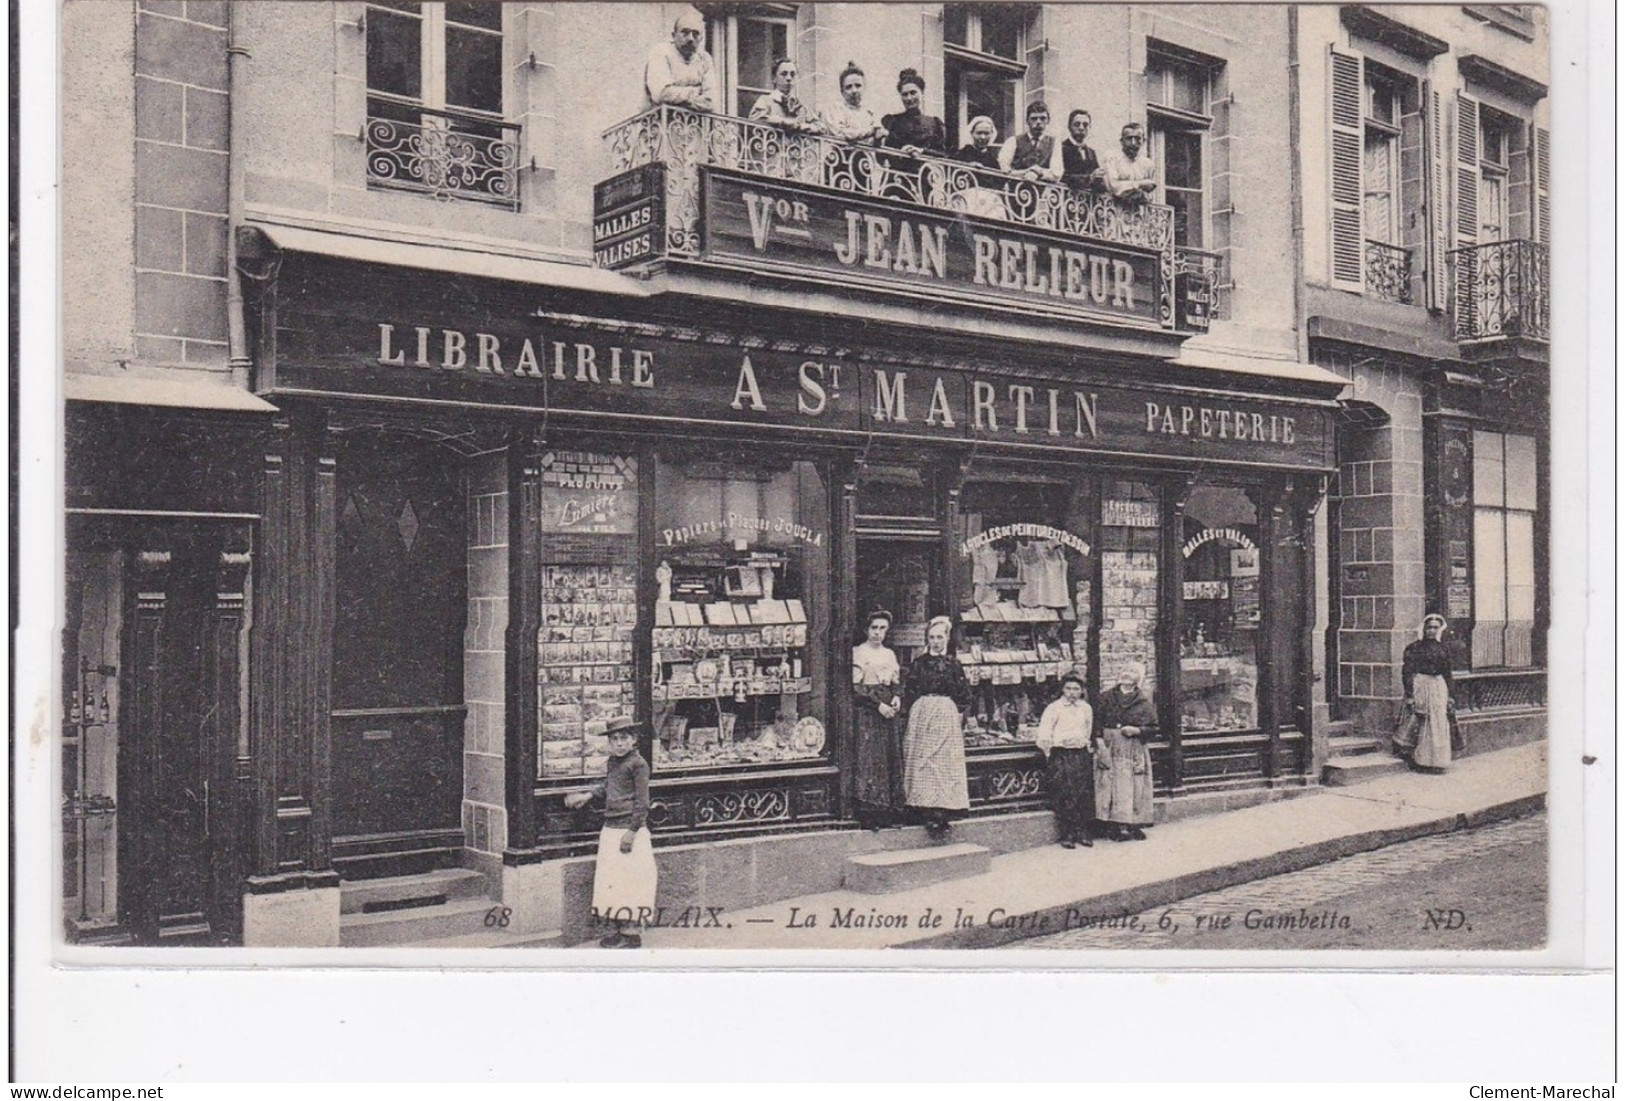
[[1449, 238, 1549, 343], [1364, 239, 1413, 304], [603, 105, 1176, 261], [365, 96, 522, 210]]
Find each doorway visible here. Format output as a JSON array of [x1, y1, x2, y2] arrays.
[[330, 432, 469, 878]]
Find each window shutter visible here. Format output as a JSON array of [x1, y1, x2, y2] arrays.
[[1328, 47, 1365, 291], [1532, 124, 1550, 244], [1422, 81, 1450, 311], [1454, 93, 1480, 247]]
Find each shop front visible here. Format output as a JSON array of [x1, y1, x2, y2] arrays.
[[242, 232, 1339, 909]]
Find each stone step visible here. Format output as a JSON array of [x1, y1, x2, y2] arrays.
[[1321, 753, 1408, 787], [402, 928, 567, 950], [339, 898, 498, 947], [1324, 719, 1358, 738], [339, 868, 490, 915], [843, 842, 992, 894], [1328, 733, 1388, 757]]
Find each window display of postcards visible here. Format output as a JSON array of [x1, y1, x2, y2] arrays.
[[1099, 550, 1159, 685], [956, 619, 1072, 747], [536, 563, 637, 779]]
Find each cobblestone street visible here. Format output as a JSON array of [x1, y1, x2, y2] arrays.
[[1014, 812, 1547, 950]]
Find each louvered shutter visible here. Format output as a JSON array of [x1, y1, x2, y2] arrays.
[[1532, 125, 1550, 244], [1422, 81, 1449, 311], [1328, 47, 1365, 291], [1454, 93, 1480, 247]]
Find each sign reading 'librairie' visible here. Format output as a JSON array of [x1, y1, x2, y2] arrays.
[[700, 168, 1162, 326], [267, 309, 1332, 470]]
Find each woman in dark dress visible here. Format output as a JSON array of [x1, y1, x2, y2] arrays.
[[1398, 613, 1456, 771], [1094, 661, 1157, 841], [954, 115, 1002, 169], [881, 68, 947, 155], [901, 615, 972, 836], [851, 609, 904, 830]]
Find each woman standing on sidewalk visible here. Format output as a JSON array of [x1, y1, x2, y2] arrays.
[[901, 616, 972, 836], [1094, 662, 1157, 841], [1399, 613, 1456, 772], [852, 609, 904, 830]]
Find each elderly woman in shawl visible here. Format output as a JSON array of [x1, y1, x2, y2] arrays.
[[1397, 613, 1456, 771], [901, 615, 972, 836], [1094, 661, 1157, 841]]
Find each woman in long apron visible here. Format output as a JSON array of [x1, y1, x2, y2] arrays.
[[1094, 662, 1157, 841], [1401, 613, 1456, 771], [901, 615, 972, 836]]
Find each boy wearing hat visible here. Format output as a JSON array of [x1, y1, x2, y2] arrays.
[[1034, 672, 1096, 847], [564, 716, 656, 947]]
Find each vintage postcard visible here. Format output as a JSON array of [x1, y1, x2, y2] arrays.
[[33, 0, 1593, 976]]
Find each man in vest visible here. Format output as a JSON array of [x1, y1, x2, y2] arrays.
[[998, 100, 1063, 182]]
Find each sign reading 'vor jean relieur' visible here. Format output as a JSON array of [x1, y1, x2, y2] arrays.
[[699, 168, 1163, 326]]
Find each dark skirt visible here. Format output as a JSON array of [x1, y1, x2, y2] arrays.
[[853, 704, 903, 820], [1048, 747, 1096, 836]]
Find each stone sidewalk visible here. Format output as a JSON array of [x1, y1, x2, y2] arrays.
[[633, 741, 1547, 950]]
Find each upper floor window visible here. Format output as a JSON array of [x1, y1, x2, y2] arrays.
[[707, 5, 799, 119], [944, 4, 1029, 149], [364, 1, 519, 208], [1145, 45, 1221, 249], [1455, 95, 1540, 249], [1361, 66, 1410, 248]]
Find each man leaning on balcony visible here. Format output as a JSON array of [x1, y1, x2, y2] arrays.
[[645, 6, 718, 112], [1104, 122, 1157, 206], [998, 100, 1063, 183]]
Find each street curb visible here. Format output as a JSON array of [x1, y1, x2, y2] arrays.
[[901, 791, 1547, 949]]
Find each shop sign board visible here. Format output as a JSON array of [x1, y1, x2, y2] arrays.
[[267, 303, 1335, 472], [593, 165, 666, 270], [538, 451, 637, 535], [699, 168, 1163, 328]]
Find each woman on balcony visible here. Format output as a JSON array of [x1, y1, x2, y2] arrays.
[[749, 58, 823, 134], [881, 69, 946, 156], [951, 116, 1008, 221], [822, 62, 887, 144]]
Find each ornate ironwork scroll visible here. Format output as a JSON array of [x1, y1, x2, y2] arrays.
[[694, 788, 792, 825], [366, 101, 521, 210], [1364, 239, 1414, 304], [1450, 239, 1549, 342]]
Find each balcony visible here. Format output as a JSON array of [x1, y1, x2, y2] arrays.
[[1364, 239, 1413, 304], [601, 106, 1206, 333], [365, 96, 521, 210], [1450, 239, 1549, 344]]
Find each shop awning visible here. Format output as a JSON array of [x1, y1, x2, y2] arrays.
[[246, 221, 652, 298], [1166, 346, 1352, 391], [64, 371, 280, 414]]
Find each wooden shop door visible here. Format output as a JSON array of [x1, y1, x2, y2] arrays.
[[330, 435, 468, 877], [75, 525, 249, 945]]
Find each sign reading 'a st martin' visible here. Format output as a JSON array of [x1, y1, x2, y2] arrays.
[[699, 168, 1162, 326]]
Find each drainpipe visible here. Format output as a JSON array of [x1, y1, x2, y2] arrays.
[[1287, 5, 1307, 363], [225, 1, 252, 386]]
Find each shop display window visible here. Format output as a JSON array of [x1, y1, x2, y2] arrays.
[[953, 475, 1092, 747], [536, 451, 640, 781], [651, 457, 830, 770], [1099, 480, 1161, 688], [1179, 484, 1260, 733]]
